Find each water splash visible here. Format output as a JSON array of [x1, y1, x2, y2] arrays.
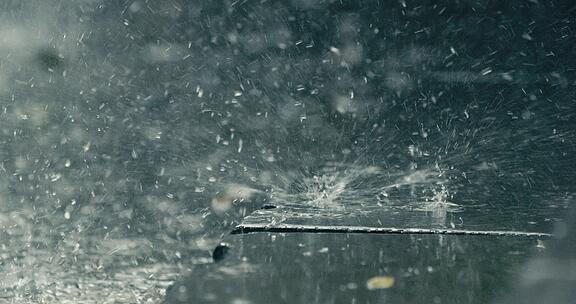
[[261, 162, 458, 212]]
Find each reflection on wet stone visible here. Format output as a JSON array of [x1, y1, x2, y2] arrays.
[[165, 233, 540, 304]]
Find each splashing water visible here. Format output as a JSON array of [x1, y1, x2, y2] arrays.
[[262, 165, 377, 209], [259, 162, 458, 212]]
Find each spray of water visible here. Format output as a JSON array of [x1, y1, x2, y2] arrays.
[[249, 160, 460, 214]]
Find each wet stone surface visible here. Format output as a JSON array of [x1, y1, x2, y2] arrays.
[[236, 203, 561, 236], [165, 232, 543, 304]]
